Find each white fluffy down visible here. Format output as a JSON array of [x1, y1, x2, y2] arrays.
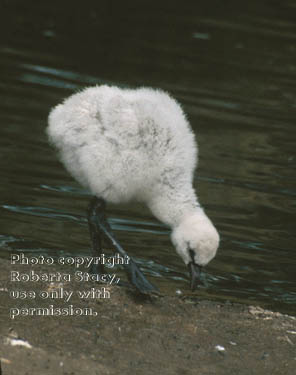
[[47, 85, 219, 266], [171, 210, 219, 266]]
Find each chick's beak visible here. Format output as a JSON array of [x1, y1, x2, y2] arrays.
[[188, 262, 202, 291]]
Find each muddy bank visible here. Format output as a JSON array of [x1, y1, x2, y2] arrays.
[[0, 259, 295, 375]]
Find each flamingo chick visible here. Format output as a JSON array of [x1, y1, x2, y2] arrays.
[[47, 85, 219, 294]]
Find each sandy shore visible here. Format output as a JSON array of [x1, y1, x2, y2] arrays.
[[0, 259, 295, 375]]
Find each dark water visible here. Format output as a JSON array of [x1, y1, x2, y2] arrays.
[[0, 1, 295, 314]]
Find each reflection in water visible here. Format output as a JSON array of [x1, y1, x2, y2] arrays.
[[0, 1, 295, 313]]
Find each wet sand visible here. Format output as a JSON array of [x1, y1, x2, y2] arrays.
[[0, 259, 295, 375]]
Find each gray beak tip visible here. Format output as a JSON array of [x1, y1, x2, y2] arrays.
[[188, 262, 202, 291]]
